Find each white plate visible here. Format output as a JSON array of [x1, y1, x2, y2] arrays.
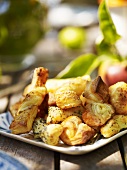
[[0, 150, 28, 170], [0, 112, 127, 155]]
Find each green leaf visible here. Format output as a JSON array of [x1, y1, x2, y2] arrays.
[[96, 54, 120, 63], [98, 0, 121, 44], [56, 54, 97, 78], [95, 35, 123, 60]]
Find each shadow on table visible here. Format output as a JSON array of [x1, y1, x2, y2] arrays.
[[61, 140, 122, 170]]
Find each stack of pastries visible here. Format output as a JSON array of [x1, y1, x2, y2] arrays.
[[9, 67, 127, 146]]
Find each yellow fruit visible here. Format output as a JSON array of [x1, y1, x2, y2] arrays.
[[58, 27, 86, 49], [98, 0, 127, 7]]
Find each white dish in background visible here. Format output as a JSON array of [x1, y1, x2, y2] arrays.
[[0, 112, 127, 155], [47, 4, 98, 28], [0, 150, 28, 170]]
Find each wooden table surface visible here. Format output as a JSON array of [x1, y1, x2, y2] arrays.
[[0, 25, 127, 170]]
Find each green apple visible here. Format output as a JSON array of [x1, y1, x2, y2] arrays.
[[58, 27, 86, 49]]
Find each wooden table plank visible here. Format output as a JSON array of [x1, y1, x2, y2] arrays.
[[60, 140, 123, 170], [0, 135, 54, 170]]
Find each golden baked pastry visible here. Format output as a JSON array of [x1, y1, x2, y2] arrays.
[[9, 87, 47, 134], [81, 76, 109, 104], [23, 67, 48, 96], [33, 117, 63, 146], [55, 88, 81, 109], [109, 81, 127, 115], [54, 76, 90, 109], [46, 105, 84, 124], [100, 115, 127, 137], [82, 102, 115, 127], [60, 116, 96, 146], [10, 67, 48, 134]]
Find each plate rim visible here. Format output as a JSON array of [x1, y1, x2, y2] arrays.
[[0, 112, 127, 155]]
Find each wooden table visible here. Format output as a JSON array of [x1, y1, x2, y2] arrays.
[[0, 25, 127, 170]]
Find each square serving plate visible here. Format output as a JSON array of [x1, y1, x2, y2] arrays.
[[0, 112, 127, 155]]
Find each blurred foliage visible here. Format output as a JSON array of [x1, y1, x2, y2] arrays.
[[0, 0, 48, 58]]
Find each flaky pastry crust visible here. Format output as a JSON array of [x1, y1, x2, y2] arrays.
[[60, 116, 96, 146]]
